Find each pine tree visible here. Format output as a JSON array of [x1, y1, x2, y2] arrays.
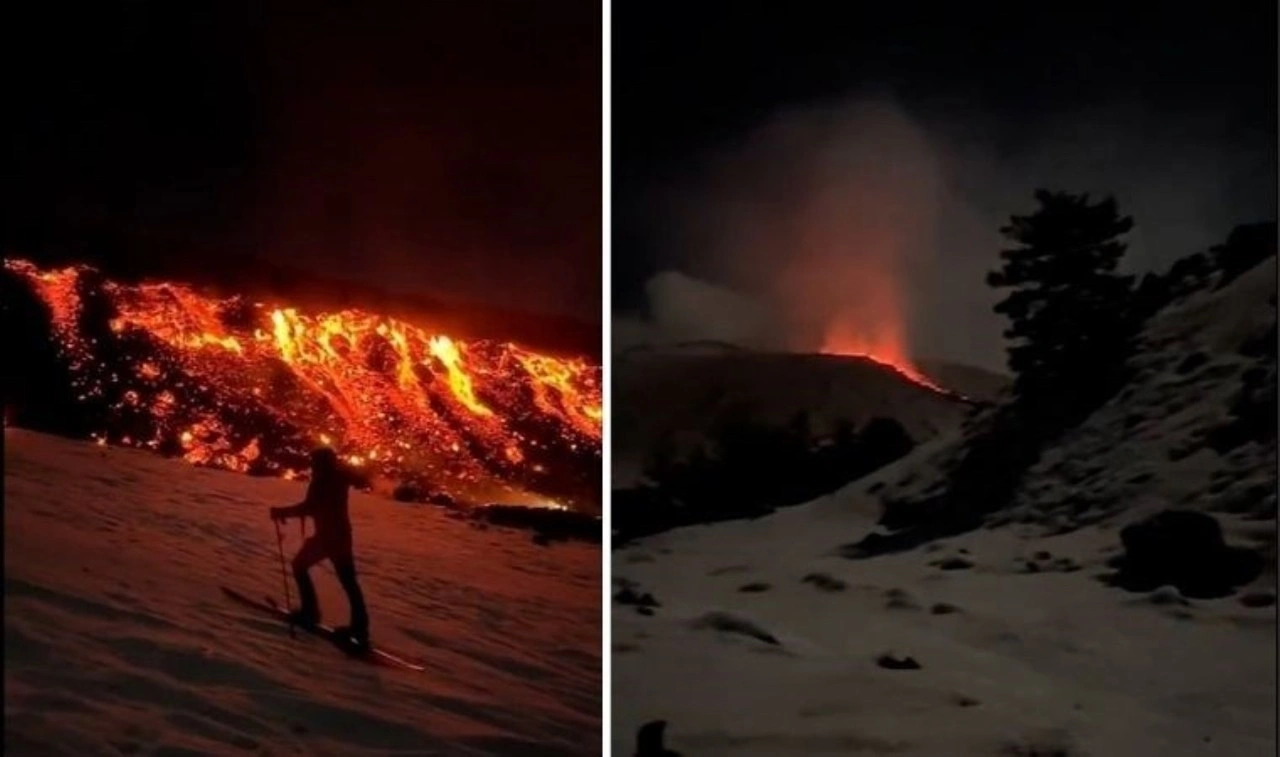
[[988, 190, 1136, 410]]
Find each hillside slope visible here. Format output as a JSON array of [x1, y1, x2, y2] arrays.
[[612, 350, 972, 488], [612, 253, 1276, 756], [5, 430, 600, 756], [867, 253, 1277, 533]]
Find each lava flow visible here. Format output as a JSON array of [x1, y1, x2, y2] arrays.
[[5, 259, 601, 509], [820, 316, 947, 394]]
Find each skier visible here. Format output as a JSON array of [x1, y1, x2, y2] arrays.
[[270, 447, 369, 651]]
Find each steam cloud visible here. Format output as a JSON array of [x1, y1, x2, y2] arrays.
[[616, 95, 1276, 371]]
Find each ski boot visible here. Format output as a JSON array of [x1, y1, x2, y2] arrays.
[[333, 625, 371, 657], [286, 607, 320, 631]]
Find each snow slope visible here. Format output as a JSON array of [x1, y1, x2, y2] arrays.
[[5, 429, 600, 756], [612, 504, 1275, 756], [1006, 254, 1277, 527], [611, 256, 1276, 756], [867, 255, 1278, 534]]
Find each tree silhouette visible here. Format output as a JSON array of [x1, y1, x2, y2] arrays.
[[855, 191, 1140, 554], [988, 190, 1137, 414]]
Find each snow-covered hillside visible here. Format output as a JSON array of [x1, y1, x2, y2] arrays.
[[611, 255, 1276, 756], [869, 254, 1277, 534], [5, 430, 600, 756], [1013, 254, 1276, 524]]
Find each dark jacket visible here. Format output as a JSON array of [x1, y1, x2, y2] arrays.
[[281, 467, 354, 553]]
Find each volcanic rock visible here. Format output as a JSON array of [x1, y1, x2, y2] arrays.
[[801, 572, 847, 592], [689, 611, 780, 646], [876, 653, 921, 670], [933, 556, 974, 571], [1239, 591, 1277, 608], [615, 587, 661, 608], [634, 720, 682, 757], [1102, 509, 1263, 598]]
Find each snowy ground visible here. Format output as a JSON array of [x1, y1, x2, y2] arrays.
[[611, 258, 1277, 756], [612, 487, 1276, 756], [5, 429, 600, 756]]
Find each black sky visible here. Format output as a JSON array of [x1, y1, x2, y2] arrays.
[[613, 2, 1277, 365], [9, 1, 601, 320]]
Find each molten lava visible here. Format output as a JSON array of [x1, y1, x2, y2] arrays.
[[820, 315, 945, 394], [6, 259, 601, 508]]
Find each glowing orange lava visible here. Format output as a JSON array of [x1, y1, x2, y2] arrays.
[[820, 313, 945, 394], [6, 259, 601, 507]]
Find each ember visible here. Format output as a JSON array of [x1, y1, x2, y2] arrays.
[[5, 259, 601, 509]]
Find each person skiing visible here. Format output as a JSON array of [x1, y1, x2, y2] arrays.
[[270, 447, 369, 651]]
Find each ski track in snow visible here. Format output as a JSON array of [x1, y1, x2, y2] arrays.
[[5, 429, 600, 756]]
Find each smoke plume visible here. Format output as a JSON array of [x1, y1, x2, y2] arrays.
[[617, 94, 1276, 372]]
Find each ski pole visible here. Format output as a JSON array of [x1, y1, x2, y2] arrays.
[[274, 520, 294, 638]]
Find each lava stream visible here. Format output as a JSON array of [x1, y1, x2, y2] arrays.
[[5, 259, 601, 508]]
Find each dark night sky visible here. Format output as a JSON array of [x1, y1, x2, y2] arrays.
[[613, 3, 1277, 368], [9, 1, 601, 321]]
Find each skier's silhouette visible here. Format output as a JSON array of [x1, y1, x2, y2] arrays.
[[271, 447, 369, 650]]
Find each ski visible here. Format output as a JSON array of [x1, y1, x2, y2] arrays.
[[220, 586, 425, 672]]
